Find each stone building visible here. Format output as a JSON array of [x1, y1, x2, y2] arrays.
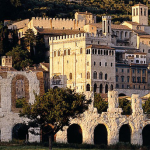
[[49, 33, 115, 93], [56, 90, 150, 146]]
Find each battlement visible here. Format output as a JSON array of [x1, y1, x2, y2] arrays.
[[102, 16, 111, 19], [1, 56, 12, 59], [32, 17, 75, 22], [49, 33, 105, 42]]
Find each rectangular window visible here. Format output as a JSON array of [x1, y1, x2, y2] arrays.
[[127, 69, 129, 73], [144, 8, 146, 16], [127, 76, 130, 83], [133, 9, 135, 16], [122, 69, 124, 73], [136, 8, 138, 15]]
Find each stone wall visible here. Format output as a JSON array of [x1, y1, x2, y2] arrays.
[[56, 90, 150, 146], [0, 71, 44, 142]]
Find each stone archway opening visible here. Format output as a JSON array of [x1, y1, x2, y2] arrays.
[[53, 86, 58, 89], [119, 93, 126, 97], [119, 124, 131, 143], [142, 124, 150, 146], [12, 123, 29, 140], [105, 84, 108, 93], [67, 124, 82, 144], [86, 84, 90, 91], [42, 125, 56, 143], [94, 124, 107, 145]]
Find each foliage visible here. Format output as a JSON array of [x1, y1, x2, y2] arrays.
[[16, 97, 26, 108], [94, 93, 108, 114], [0, 0, 149, 25], [142, 97, 150, 114], [24, 29, 36, 56], [19, 88, 91, 137], [6, 45, 33, 70], [119, 98, 131, 115]]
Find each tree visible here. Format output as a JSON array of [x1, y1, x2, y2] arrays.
[[19, 88, 91, 149], [6, 45, 33, 70], [119, 98, 131, 115], [143, 97, 150, 114], [24, 29, 36, 56], [94, 93, 108, 113]]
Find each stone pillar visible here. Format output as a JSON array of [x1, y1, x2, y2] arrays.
[[82, 128, 94, 144], [131, 94, 143, 114], [108, 127, 119, 145], [107, 90, 122, 113], [28, 127, 40, 143], [131, 129, 142, 145], [56, 126, 67, 143], [1, 126, 12, 142]]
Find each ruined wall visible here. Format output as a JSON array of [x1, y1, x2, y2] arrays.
[[56, 90, 150, 146], [0, 71, 44, 142]]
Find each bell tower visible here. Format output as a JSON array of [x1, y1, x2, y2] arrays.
[[132, 3, 148, 25]]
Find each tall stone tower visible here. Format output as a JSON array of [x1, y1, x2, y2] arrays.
[[102, 16, 111, 36], [132, 3, 148, 25]]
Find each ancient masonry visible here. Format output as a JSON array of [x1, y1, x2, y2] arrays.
[[56, 90, 150, 145], [0, 71, 44, 142]]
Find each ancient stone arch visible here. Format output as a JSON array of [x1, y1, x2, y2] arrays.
[[11, 74, 29, 113]]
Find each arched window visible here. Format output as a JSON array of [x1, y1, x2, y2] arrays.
[[94, 83, 97, 93], [69, 73, 72, 80], [86, 84, 90, 91], [110, 84, 113, 91], [54, 51, 56, 57], [93, 71, 97, 79], [87, 72, 90, 79], [80, 48, 82, 54], [106, 50, 108, 55], [99, 72, 103, 79], [58, 51, 60, 56], [68, 49, 70, 55], [92, 49, 94, 54], [105, 84, 108, 93], [101, 50, 103, 55], [109, 51, 111, 55], [99, 62, 101, 66], [98, 50, 100, 55], [95, 49, 97, 54], [99, 84, 103, 93], [64, 50, 66, 56], [105, 74, 107, 80], [94, 61, 96, 66], [112, 51, 114, 55]]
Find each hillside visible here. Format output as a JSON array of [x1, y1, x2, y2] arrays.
[[0, 0, 150, 24]]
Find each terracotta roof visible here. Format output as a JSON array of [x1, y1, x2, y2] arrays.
[[132, 3, 147, 7], [88, 23, 131, 30], [35, 27, 85, 35], [124, 21, 140, 26], [86, 45, 115, 50], [138, 35, 150, 39], [133, 30, 149, 35], [125, 51, 146, 55]]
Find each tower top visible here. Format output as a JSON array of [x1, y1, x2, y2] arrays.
[[132, 3, 148, 25]]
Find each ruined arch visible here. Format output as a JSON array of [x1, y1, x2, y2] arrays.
[[119, 124, 131, 143], [11, 74, 29, 113], [119, 93, 126, 97], [67, 124, 82, 144], [12, 123, 28, 140], [142, 124, 150, 146], [94, 124, 107, 145]]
